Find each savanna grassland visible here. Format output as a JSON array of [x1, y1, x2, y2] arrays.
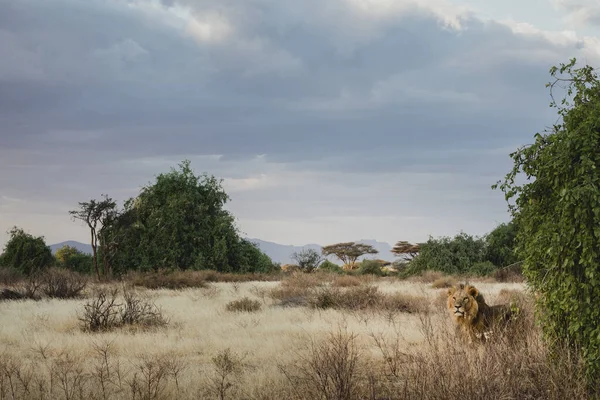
[[0, 271, 589, 400]]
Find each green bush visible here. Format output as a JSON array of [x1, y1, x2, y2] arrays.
[[469, 261, 497, 276], [357, 259, 384, 276], [485, 222, 518, 268], [495, 59, 600, 389], [405, 232, 487, 276], [0, 227, 54, 274], [55, 245, 93, 274], [319, 260, 343, 274]]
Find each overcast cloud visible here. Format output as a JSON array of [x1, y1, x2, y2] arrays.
[[1, 0, 599, 248]]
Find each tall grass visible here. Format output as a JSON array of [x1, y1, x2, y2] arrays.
[[0, 278, 590, 399]]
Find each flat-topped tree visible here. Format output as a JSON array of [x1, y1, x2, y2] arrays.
[[321, 242, 378, 270], [391, 241, 421, 260]]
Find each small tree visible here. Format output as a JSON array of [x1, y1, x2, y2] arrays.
[[321, 242, 378, 270], [0, 227, 54, 274], [291, 249, 323, 273], [69, 194, 117, 279]]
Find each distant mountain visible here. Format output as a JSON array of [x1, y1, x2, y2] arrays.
[[50, 241, 92, 254], [248, 238, 395, 264], [49, 239, 396, 264]]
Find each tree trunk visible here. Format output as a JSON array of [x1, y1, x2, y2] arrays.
[[91, 228, 99, 280]]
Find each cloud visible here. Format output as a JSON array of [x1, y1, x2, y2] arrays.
[[553, 0, 600, 27], [0, 0, 598, 248]]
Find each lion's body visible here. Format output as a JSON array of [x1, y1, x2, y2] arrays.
[[447, 284, 513, 343]]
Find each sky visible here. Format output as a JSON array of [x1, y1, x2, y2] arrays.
[[1, 0, 600, 249]]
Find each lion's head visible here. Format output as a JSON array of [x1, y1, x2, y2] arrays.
[[447, 283, 482, 323]]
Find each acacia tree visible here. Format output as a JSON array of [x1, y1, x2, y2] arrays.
[[321, 242, 378, 269], [494, 58, 600, 388], [391, 241, 421, 261], [69, 194, 117, 279]]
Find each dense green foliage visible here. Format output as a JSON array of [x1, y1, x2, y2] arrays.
[[0, 227, 54, 274], [55, 245, 94, 274], [495, 59, 600, 388], [405, 232, 487, 275], [357, 259, 385, 276], [97, 160, 275, 274], [484, 221, 518, 267], [319, 260, 343, 273], [403, 223, 518, 276]]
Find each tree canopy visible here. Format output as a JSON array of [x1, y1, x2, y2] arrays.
[[0, 227, 54, 274], [94, 160, 274, 273], [321, 242, 378, 269], [495, 58, 600, 388]]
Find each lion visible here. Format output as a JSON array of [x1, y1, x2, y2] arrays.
[[447, 283, 513, 343]]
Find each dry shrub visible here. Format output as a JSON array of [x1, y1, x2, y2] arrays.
[[206, 348, 250, 400], [411, 270, 445, 283], [127, 269, 281, 289], [493, 265, 525, 283], [226, 297, 262, 313], [281, 272, 325, 289], [0, 288, 27, 301], [331, 275, 363, 287], [198, 270, 281, 283], [269, 272, 328, 307], [0, 345, 184, 400], [40, 267, 87, 299], [309, 285, 429, 314], [127, 270, 208, 290], [126, 354, 185, 400], [381, 292, 430, 314], [0, 267, 24, 286], [430, 275, 457, 289], [279, 327, 366, 400], [79, 288, 168, 332]]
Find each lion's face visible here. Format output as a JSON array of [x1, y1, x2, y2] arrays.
[[447, 284, 479, 321]]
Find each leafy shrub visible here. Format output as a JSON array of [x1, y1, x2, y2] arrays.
[[226, 297, 262, 312], [468, 261, 497, 276], [319, 260, 343, 274], [484, 221, 518, 267], [406, 232, 487, 276], [40, 267, 88, 299], [79, 288, 168, 332], [357, 260, 384, 276], [55, 245, 93, 274]]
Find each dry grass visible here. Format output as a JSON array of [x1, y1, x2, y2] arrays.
[[331, 275, 363, 287], [0, 277, 591, 399], [430, 275, 457, 289], [125, 270, 282, 291]]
